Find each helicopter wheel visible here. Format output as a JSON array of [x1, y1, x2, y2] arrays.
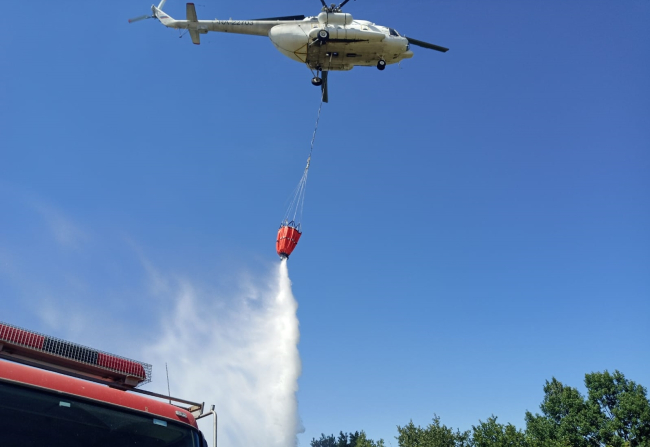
[[317, 29, 330, 43], [311, 76, 323, 86], [377, 59, 386, 71]]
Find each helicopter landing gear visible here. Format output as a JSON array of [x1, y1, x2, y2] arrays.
[[377, 59, 386, 71], [311, 76, 323, 86], [317, 29, 330, 43]]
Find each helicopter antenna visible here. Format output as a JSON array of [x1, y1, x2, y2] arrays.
[[165, 363, 172, 404]]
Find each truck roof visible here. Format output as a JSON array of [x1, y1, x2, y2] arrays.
[[0, 360, 198, 429]]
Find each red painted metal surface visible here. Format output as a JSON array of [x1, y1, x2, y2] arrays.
[[0, 361, 198, 428], [276, 225, 302, 258]]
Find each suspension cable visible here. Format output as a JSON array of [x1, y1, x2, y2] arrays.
[[309, 88, 325, 160], [283, 91, 325, 228]]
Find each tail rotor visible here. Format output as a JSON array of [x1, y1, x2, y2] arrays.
[[128, 14, 153, 24], [128, 0, 167, 24]]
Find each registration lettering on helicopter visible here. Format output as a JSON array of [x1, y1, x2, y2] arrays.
[[216, 20, 255, 26]]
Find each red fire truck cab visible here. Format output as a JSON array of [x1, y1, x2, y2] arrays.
[[0, 321, 215, 446]]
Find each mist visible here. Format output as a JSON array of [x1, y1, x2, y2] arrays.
[[145, 260, 303, 447]]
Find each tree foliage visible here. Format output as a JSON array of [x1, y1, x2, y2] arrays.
[[585, 370, 650, 446], [525, 377, 600, 447], [311, 431, 384, 447], [525, 371, 650, 447], [356, 431, 386, 447], [316, 370, 649, 447], [472, 416, 527, 447], [397, 415, 471, 447]]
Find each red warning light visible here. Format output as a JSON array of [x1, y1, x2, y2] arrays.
[[0, 321, 151, 388]]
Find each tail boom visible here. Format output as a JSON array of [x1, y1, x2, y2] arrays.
[[152, 4, 304, 41]]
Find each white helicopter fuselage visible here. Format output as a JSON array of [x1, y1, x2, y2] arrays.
[[154, 6, 414, 71], [270, 16, 414, 71]]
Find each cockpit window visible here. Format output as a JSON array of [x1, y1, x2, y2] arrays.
[[389, 28, 400, 37]]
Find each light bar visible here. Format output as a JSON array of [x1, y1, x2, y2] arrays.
[[0, 321, 152, 388]]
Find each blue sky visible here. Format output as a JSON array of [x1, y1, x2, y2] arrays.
[[1, 0, 649, 445]]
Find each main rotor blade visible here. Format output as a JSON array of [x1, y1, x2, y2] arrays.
[[128, 14, 151, 23], [339, 0, 354, 9], [251, 15, 306, 21], [406, 37, 449, 53], [320, 0, 328, 8]]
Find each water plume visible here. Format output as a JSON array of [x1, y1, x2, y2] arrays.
[[146, 260, 302, 447]]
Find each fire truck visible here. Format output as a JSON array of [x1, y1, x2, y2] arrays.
[[0, 321, 216, 446]]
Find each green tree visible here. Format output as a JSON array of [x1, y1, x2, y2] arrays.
[[525, 371, 650, 447], [316, 370, 649, 447], [356, 431, 385, 447], [338, 432, 351, 447], [472, 416, 526, 447], [397, 415, 471, 447], [525, 377, 600, 447], [311, 433, 337, 447], [585, 370, 650, 447], [348, 431, 361, 447], [312, 431, 368, 447]]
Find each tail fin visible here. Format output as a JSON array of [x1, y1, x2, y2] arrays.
[[152, 2, 204, 45], [151, 1, 175, 27]]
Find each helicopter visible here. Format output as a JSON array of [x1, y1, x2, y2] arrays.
[[129, 0, 449, 102]]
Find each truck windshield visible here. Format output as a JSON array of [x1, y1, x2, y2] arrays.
[[0, 381, 200, 447]]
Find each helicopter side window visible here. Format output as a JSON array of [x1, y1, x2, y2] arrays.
[[389, 28, 400, 37]]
